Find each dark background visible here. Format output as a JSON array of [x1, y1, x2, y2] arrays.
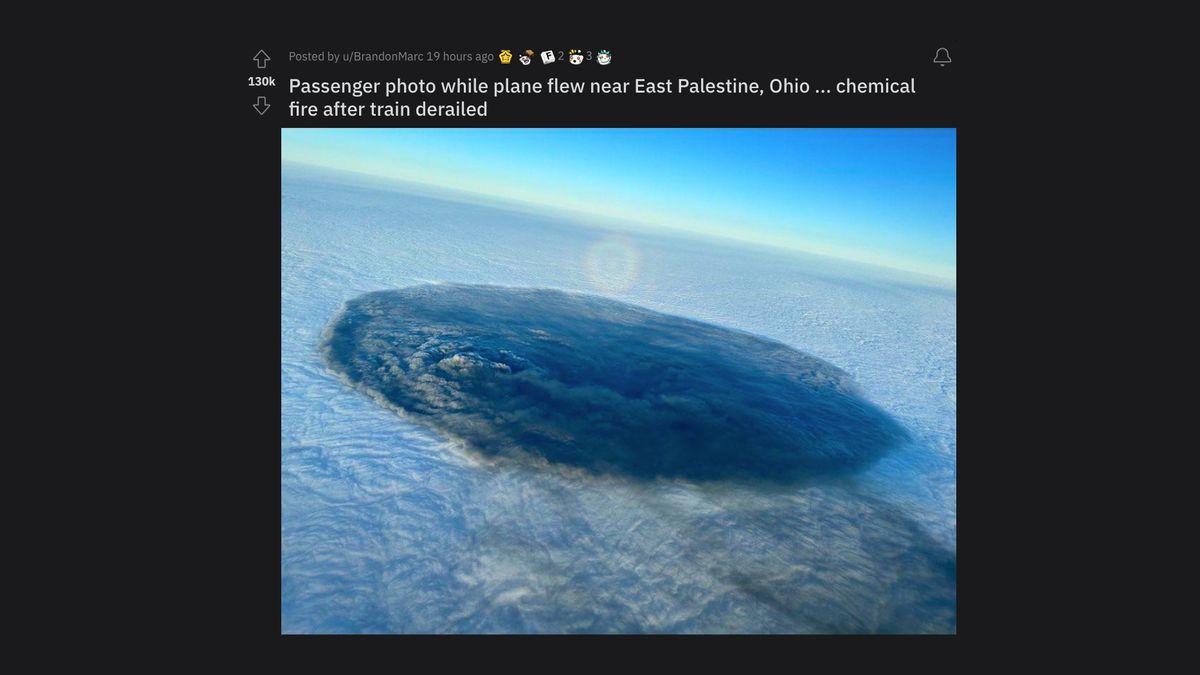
[[244, 39, 960, 126]]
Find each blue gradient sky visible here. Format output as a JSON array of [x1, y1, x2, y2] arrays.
[[282, 128, 956, 281]]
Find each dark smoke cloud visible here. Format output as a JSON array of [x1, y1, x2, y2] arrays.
[[323, 284, 910, 483]]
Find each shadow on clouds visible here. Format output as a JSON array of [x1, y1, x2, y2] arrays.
[[323, 284, 910, 484], [710, 487, 956, 633]]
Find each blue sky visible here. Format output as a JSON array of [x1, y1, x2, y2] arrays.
[[282, 128, 956, 281]]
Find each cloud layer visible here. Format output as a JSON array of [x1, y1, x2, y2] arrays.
[[322, 284, 909, 483]]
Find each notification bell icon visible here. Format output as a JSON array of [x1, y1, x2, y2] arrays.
[[933, 48, 951, 66]]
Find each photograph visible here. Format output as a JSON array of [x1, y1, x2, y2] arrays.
[[280, 128, 957, 633]]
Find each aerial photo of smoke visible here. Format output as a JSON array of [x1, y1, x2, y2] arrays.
[[324, 284, 909, 482], [281, 128, 957, 633]]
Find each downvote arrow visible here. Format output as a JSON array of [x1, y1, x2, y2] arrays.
[[253, 96, 270, 115], [253, 50, 270, 68]]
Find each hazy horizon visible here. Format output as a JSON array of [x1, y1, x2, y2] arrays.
[[281, 129, 956, 283], [281, 158, 956, 289]]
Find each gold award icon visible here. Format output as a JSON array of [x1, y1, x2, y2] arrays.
[[499, 49, 513, 64]]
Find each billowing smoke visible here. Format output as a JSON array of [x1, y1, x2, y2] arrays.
[[322, 284, 909, 483]]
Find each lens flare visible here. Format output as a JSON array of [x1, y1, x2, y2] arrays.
[[584, 237, 641, 293]]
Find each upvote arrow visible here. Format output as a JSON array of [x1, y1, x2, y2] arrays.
[[253, 96, 270, 115], [253, 50, 270, 68]]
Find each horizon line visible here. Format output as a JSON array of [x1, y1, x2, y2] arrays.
[[281, 158, 957, 288]]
